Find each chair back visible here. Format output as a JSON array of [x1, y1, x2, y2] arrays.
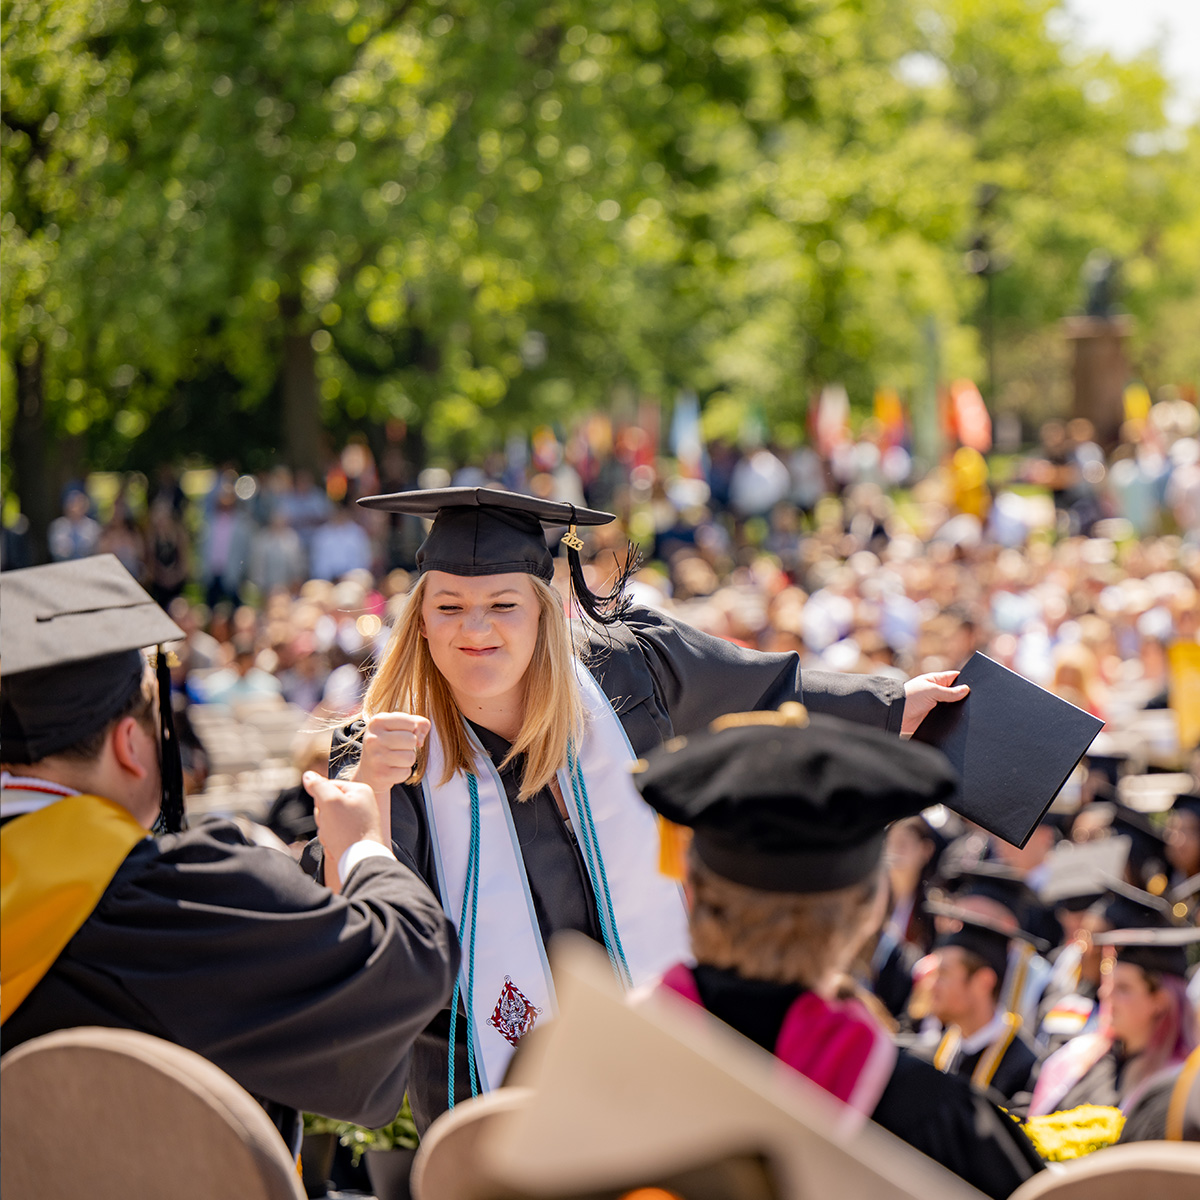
[[1008, 1142, 1200, 1200], [0, 1026, 305, 1200]]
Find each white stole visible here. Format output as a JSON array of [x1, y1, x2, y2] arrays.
[[422, 666, 690, 1091]]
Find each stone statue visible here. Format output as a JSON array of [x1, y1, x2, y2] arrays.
[[1082, 250, 1121, 319]]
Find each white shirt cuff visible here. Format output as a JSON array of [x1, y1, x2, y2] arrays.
[[337, 839, 396, 885]]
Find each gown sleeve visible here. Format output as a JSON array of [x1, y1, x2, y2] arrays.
[[50, 819, 460, 1128], [872, 1051, 1045, 1199], [600, 605, 905, 737]]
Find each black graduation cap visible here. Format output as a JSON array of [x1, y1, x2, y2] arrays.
[[1097, 876, 1174, 932], [926, 901, 1047, 983], [633, 704, 959, 893], [942, 862, 1031, 918], [356, 486, 628, 623], [0, 555, 186, 832], [1093, 926, 1200, 978], [938, 860, 1063, 946], [1110, 805, 1169, 893], [1038, 836, 1131, 911]]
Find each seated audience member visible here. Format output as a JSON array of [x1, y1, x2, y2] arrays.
[[635, 705, 1044, 1200], [921, 907, 1041, 1105], [0, 556, 459, 1154], [1034, 837, 1132, 1052], [1028, 887, 1199, 1117]]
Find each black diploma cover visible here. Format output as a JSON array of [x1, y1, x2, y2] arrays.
[[911, 652, 1104, 848]]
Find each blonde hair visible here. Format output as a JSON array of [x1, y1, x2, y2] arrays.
[[363, 573, 584, 799], [687, 850, 881, 989]]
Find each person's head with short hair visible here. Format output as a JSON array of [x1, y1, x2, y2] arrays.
[[0, 556, 185, 830], [927, 909, 1010, 1036], [635, 706, 959, 996], [930, 943, 1001, 1032]]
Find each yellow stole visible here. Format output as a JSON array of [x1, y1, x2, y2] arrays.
[[1, 794, 148, 1024]]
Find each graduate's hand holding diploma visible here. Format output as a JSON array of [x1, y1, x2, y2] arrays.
[[900, 671, 970, 737], [305, 772, 392, 894], [348, 712, 432, 800]]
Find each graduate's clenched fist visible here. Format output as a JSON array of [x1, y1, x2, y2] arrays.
[[305, 772, 391, 894], [348, 711, 432, 799]]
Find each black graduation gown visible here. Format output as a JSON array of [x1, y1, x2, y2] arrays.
[[691, 966, 1045, 1200], [2, 817, 459, 1132], [869, 933, 919, 1020], [323, 605, 906, 1132], [957, 1032, 1040, 1105]]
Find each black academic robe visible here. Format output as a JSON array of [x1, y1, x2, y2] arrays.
[[324, 605, 906, 1132], [869, 933, 919, 1021], [958, 1032, 1040, 1106], [691, 965, 1044, 1200], [2, 817, 459, 1135]]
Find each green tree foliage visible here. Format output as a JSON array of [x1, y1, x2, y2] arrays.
[[3, 0, 1197, 539]]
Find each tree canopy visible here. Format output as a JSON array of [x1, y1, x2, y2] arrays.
[[3, 0, 1197, 543]]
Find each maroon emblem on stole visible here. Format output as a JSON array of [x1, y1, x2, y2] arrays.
[[487, 976, 541, 1046]]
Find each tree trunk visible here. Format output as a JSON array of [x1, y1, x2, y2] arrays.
[[11, 340, 53, 563], [279, 296, 324, 476]]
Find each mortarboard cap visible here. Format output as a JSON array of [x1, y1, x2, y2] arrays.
[[940, 861, 1032, 920], [0, 553, 183, 678], [910, 652, 1103, 849], [1082, 730, 1145, 787], [0, 556, 186, 830], [1097, 876, 1174, 932], [357, 486, 613, 583], [1, 555, 183, 761], [1093, 926, 1200, 978], [1039, 836, 1132, 911], [357, 486, 630, 624], [634, 705, 959, 893], [927, 901, 1047, 983], [1110, 806, 1169, 894]]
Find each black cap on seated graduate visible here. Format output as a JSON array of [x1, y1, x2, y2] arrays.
[[938, 861, 1056, 938], [1039, 835, 1131, 911], [927, 902, 1046, 981], [1096, 875, 1175, 932], [1093, 925, 1200, 978], [356, 486, 628, 623], [633, 704, 959, 893], [1110, 805, 1170, 894], [0, 555, 186, 829]]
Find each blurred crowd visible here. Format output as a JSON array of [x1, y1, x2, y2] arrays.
[[5, 389, 1200, 1161], [5, 392, 1195, 746]]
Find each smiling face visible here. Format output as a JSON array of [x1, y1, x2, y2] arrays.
[[420, 570, 541, 729]]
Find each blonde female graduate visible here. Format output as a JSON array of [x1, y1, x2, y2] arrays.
[[314, 486, 966, 1131]]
